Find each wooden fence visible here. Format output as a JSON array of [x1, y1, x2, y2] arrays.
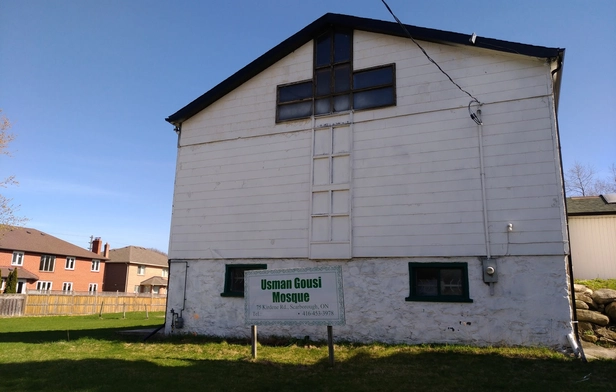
[[0, 294, 26, 316], [1, 291, 167, 317]]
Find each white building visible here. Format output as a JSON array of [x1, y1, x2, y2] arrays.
[[164, 13, 573, 347], [567, 195, 616, 279]]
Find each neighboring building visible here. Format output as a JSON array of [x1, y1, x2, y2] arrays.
[[164, 13, 572, 347], [567, 194, 616, 279], [103, 246, 168, 294], [0, 265, 38, 293], [0, 227, 107, 293]]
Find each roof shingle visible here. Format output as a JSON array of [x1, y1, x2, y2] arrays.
[[566, 195, 616, 215], [107, 246, 168, 267], [0, 265, 39, 281], [0, 227, 107, 260], [139, 276, 168, 286]]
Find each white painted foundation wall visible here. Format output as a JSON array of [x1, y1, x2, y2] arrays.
[[166, 256, 572, 347]]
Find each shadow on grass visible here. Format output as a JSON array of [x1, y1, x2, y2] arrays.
[[0, 325, 163, 343], [1, 348, 614, 392]]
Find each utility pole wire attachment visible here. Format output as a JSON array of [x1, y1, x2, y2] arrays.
[[380, 0, 482, 105]]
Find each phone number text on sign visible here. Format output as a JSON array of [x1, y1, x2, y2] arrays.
[[244, 266, 345, 326]]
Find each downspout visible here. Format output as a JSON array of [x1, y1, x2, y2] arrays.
[[174, 123, 182, 148], [165, 122, 185, 333], [551, 55, 586, 361]]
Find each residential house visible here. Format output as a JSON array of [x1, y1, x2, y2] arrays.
[[103, 246, 168, 294], [0, 227, 107, 293], [0, 265, 38, 294], [164, 13, 572, 347], [567, 194, 616, 279]]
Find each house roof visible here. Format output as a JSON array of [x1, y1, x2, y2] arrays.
[[107, 246, 168, 267], [0, 265, 39, 281], [166, 12, 565, 126], [139, 276, 168, 287], [0, 227, 108, 260], [566, 195, 616, 216]]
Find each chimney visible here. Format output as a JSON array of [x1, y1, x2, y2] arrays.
[[104, 242, 110, 258], [92, 237, 102, 255]]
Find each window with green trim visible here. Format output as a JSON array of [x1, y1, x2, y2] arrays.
[[406, 262, 473, 303], [221, 264, 267, 297]]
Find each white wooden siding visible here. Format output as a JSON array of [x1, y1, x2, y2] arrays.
[[169, 130, 312, 259], [352, 30, 551, 123], [169, 29, 566, 260], [569, 216, 616, 279], [179, 42, 313, 147], [351, 96, 565, 257]]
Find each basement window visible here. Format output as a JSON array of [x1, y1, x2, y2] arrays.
[[406, 262, 473, 303], [220, 264, 267, 297]]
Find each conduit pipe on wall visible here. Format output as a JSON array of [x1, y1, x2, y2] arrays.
[[167, 260, 189, 333], [476, 109, 491, 260]]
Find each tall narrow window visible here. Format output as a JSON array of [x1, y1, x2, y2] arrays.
[[62, 282, 73, 292], [39, 255, 56, 272], [65, 257, 75, 270], [137, 265, 145, 275], [11, 251, 24, 266], [314, 30, 352, 116], [91, 259, 100, 272], [88, 283, 98, 293]]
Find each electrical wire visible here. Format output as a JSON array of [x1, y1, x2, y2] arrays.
[[380, 0, 482, 105], [468, 99, 483, 125]]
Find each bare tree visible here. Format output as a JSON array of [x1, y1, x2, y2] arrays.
[[592, 163, 616, 195], [147, 248, 168, 257], [565, 161, 596, 196], [565, 161, 616, 196], [0, 110, 27, 232]]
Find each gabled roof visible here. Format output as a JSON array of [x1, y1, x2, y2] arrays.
[[107, 246, 168, 267], [166, 12, 564, 125], [0, 227, 108, 260], [139, 276, 168, 287], [0, 265, 39, 281], [566, 195, 616, 216]]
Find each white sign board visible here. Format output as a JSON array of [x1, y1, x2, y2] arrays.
[[244, 266, 345, 326]]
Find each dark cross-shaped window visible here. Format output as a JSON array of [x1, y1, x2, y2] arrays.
[[277, 29, 396, 122]]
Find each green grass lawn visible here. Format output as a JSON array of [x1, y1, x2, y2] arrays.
[[575, 278, 616, 291], [0, 312, 614, 392]]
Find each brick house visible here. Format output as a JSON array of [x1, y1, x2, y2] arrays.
[[0, 227, 108, 293], [103, 246, 168, 294]]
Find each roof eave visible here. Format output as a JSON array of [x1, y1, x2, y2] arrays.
[[166, 13, 565, 125]]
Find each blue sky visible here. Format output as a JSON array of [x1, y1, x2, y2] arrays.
[[1, 0, 614, 252]]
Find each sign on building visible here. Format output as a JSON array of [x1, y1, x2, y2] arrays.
[[244, 266, 345, 326]]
